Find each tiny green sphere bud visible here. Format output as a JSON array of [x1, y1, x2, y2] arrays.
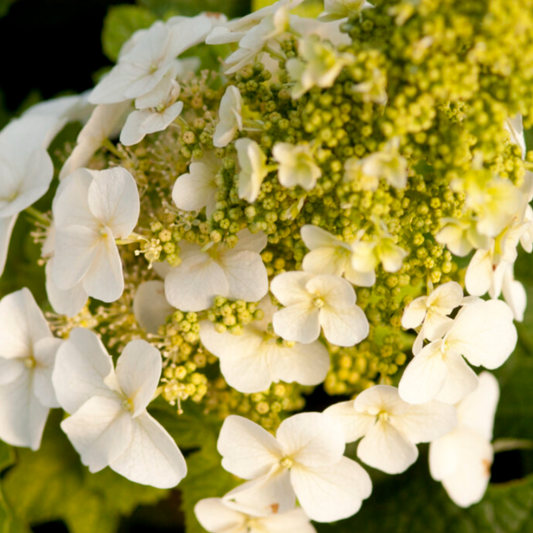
[[223, 315, 237, 326], [214, 296, 227, 307], [245, 205, 257, 218], [159, 229, 172, 242], [167, 254, 181, 267], [163, 242, 176, 254], [226, 235, 239, 248], [396, 353, 407, 366], [194, 118, 206, 130], [175, 366, 187, 380], [223, 158, 235, 170], [183, 131, 196, 144], [213, 210, 225, 222], [180, 321, 192, 333], [210, 230, 222, 243]]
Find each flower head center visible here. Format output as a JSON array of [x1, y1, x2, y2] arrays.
[[23, 356, 36, 369], [122, 398, 134, 412], [313, 297, 325, 308], [280, 456, 293, 469], [377, 411, 390, 422]]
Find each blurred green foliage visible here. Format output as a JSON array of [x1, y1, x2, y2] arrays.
[[253, 0, 323, 16], [0, 0, 15, 18], [317, 458, 533, 533], [102, 5, 157, 62], [136, 0, 250, 18], [1, 413, 168, 533]]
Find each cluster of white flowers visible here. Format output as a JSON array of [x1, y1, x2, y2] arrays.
[[0, 0, 530, 529]]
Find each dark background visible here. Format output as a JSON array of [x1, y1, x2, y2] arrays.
[[0, 0, 136, 117], [0, 0, 252, 118]]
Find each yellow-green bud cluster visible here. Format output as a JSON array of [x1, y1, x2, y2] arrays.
[[206, 297, 263, 335], [161, 361, 209, 410], [71, 0, 533, 428], [205, 378, 309, 430], [159, 310, 203, 363]]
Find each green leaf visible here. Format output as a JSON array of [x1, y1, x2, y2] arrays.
[[493, 249, 533, 441], [252, 0, 323, 17], [316, 458, 533, 533], [493, 346, 533, 442], [2, 412, 168, 532], [0, 442, 15, 472], [0, 0, 15, 18], [180, 443, 239, 533], [149, 400, 222, 450], [102, 5, 157, 62], [0, 490, 30, 533], [85, 468, 166, 516], [0, 441, 27, 533], [137, 0, 250, 18]]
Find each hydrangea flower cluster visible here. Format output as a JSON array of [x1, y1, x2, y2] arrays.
[[2, 0, 533, 529]]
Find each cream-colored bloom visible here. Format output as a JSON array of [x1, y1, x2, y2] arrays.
[[133, 280, 174, 334], [53, 329, 186, 488], [172, 152, 220, 217], [195, 498, 316, 533], [399, 300, 517, 405], [206, 0, 304, 45], [375, 235, 409, 272], [402, 282, 464, 354], [163, 230, 269, 312], [60, 103, 130, 179], [319, 0, 368, 21], [236, 139, 269, 203], [200, 297, 330, 393], [505, 114, 526, 158], [23, 91, 93, 133], [52, 167, 140, 303], [0, 288, 62, 450], [502, 266, 527, 322], [344, 138, 408, 190], [224, 6, 291, 75], [326, 385, 456, 474], [213, 86, 243, 148], [459, 173, 522, 238], [290, 15, 351, 46], [300, 225, 375, 286], [218, 413, 372, 522], [430, 372, 499, 507], [120, 68, 184, 146], [436, 218, 490, 257], [0, 117, 55, 276], [273, 142, 321, 190], [351, 233, 407, 275], [271, 272, 369, 346], [287, 37, 353, 98], [90, 16, 212, 104]]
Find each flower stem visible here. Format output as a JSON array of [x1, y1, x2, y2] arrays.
[[264, 45, 287, 62], [103, 138, 123, 159], [25, 206, 50, 226]]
